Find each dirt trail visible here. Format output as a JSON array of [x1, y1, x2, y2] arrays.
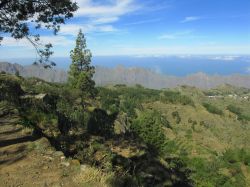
[[0, 111, 81, 187]]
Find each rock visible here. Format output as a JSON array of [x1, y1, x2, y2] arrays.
[[70, 159, 80, 167], [35, 137, 51, 150], [61, 162, 70, 167], [60, 156, 66, 160], [43, 156, 53, 161], [80, 164, 88, 172], [42, 165, 49, 170], [53, 151, 64, 157], [114, 112, 130, 135], [46, 150, 55, 155]]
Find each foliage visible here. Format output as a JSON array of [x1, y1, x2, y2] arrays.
[[161, 91, 195, 106], [98, 86, 160, 117], [0, 74, 23, 103], [0, 0, 77, 66], [185, 148, 250, 187], [68, 30, 96, 106], [97, 88, 120, 114], [2, 74, 250, 186], [186, 157, 228, 187], [172, 111, 181, 124], [87, 109, 116, 138], [227, 105, 250, 121], [131, 110, 167, 154], [227, 105, 241, 115], [221, 148, 250, 166], [202, 102, 223, 115]]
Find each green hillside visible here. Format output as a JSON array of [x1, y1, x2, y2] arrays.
[[1, 73, 250, 187]]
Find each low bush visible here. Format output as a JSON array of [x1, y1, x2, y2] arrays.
[[161, 91, 195, 106], [172, 111, 181, 124], [131, 110, 167, 154], [202, 102, 223, 115], [0, 74, 23, 103], [227, 105, 250, 121]]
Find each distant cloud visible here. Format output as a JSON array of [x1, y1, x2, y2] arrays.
[[209, 55, 240, 61], [181, 16, 201, 23], [60, 24, 118, 36], [95, 45, 250, 56], [159, 30, 193, 40], [1, 37, 31, 47], [92, 17, 119, 24], [1, 36, 74, 48], [75, 0, 139, 18], [125, 18, 161, 26], [57, 0, 141, 36]]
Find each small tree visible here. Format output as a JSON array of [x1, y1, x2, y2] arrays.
[[131, 110, 167, 155], [68, 30, 96, 109]]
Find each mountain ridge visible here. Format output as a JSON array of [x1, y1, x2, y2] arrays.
[[1, 61, 250, 89]]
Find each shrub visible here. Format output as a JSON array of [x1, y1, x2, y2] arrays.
[[222, 148, 250, 165], [131, 110, 167, 154], [202, 102, 223, 115], [0, 74, 23, 103], [87, 108, 116, 138], [227, 105, 250, 121], [161, 91, 194, 106], [227, 105, 241, 115], [172, 111, 181, 124], [238, 114, 250, 121]]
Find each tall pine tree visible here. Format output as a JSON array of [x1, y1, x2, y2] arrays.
[[68, 30, 96, 108]]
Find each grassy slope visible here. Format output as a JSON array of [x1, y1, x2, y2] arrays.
[[1, 74, 250, 186]]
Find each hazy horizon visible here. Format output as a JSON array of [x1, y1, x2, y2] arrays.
[[1, 54, 250, 77]]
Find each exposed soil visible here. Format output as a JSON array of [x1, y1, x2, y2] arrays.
[[0, 112, 82, 187]]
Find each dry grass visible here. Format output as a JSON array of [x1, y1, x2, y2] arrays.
[[144, 100, 250, 159], [73, 166, 114, 187]]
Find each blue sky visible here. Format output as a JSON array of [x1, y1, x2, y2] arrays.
[[0, 0, 250, 58]]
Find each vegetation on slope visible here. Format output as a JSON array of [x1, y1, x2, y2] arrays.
[[1, 30, 250, 186], [1, 72, 250, 186]]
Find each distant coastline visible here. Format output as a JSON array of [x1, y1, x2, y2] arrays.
[[1, 61, 250, 89], [1, 55, 250, 77]]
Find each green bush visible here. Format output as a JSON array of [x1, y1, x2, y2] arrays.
[[222, 148, 250, 165], [0, 74, 23, 103], [131, 110, 167, 154], [87, 108, 116, 138], [227, 105, 250, 121], [202, 102, 223, 115], [98, 86, 161, 118], [187, 157, 230, 187], [227, 105, 241, 115], [172, 111, 181, 124], [161, 91, 195, 106]]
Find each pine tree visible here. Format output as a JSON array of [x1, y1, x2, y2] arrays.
[[68, 30, 96, 108], [0, 0, 77, 66]]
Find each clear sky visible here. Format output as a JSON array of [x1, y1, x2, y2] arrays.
[[0, 0, 250, 58]]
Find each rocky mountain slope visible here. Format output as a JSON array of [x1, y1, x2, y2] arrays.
[[1, 62, 250, 89], [0, 62, 67, 82]]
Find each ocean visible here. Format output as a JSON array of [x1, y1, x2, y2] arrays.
[[1, 55, 250, 77]]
